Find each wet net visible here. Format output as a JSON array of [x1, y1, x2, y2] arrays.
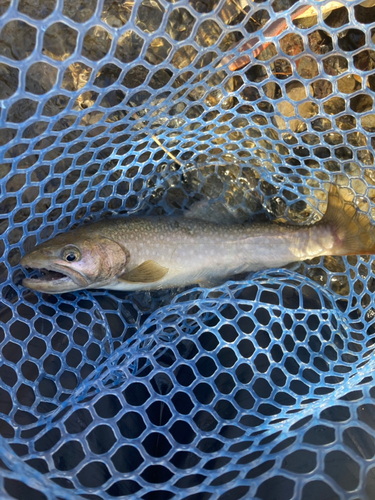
[[1, 0, 375, 499]]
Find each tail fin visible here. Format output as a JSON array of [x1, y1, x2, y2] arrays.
[[321, 185, 375, 256]]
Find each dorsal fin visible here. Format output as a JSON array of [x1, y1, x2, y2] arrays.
[[184, 200, 248, 224]]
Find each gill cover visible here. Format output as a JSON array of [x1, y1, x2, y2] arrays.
[[67, 235, 128, 285]]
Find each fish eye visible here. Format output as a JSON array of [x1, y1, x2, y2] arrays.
[[62, 247, 81, 263]]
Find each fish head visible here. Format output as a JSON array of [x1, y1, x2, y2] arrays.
[[21, 229, 128, 293]]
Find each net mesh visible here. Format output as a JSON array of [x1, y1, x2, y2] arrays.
[[1, 0, 375, 498]]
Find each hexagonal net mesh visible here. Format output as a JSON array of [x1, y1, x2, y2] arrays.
[[1, 0, 375, 499]]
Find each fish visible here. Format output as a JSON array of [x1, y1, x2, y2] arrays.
[[20, 185, 375, 294]]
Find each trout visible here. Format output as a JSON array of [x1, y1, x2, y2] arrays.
[[20, 186, 375, 294]]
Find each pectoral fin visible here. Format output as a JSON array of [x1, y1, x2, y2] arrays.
[[119, 260, 169, 283]]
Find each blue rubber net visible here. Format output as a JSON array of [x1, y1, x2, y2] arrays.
[[1, 0, 375, 498]]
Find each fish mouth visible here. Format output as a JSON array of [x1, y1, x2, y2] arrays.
[[22, 266, 83, 293]]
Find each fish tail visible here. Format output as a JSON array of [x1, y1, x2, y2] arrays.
[[321, 185, 375, 256]]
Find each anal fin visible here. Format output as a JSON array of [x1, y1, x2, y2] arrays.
[[119, 260, 169, 283], [198, 277, 227, 288]]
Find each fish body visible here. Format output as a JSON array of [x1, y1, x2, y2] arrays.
[[20, 186, 375, 293], [81, 217, 332, 290]]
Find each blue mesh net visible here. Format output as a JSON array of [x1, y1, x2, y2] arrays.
[[1, 0, 375, 498]]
